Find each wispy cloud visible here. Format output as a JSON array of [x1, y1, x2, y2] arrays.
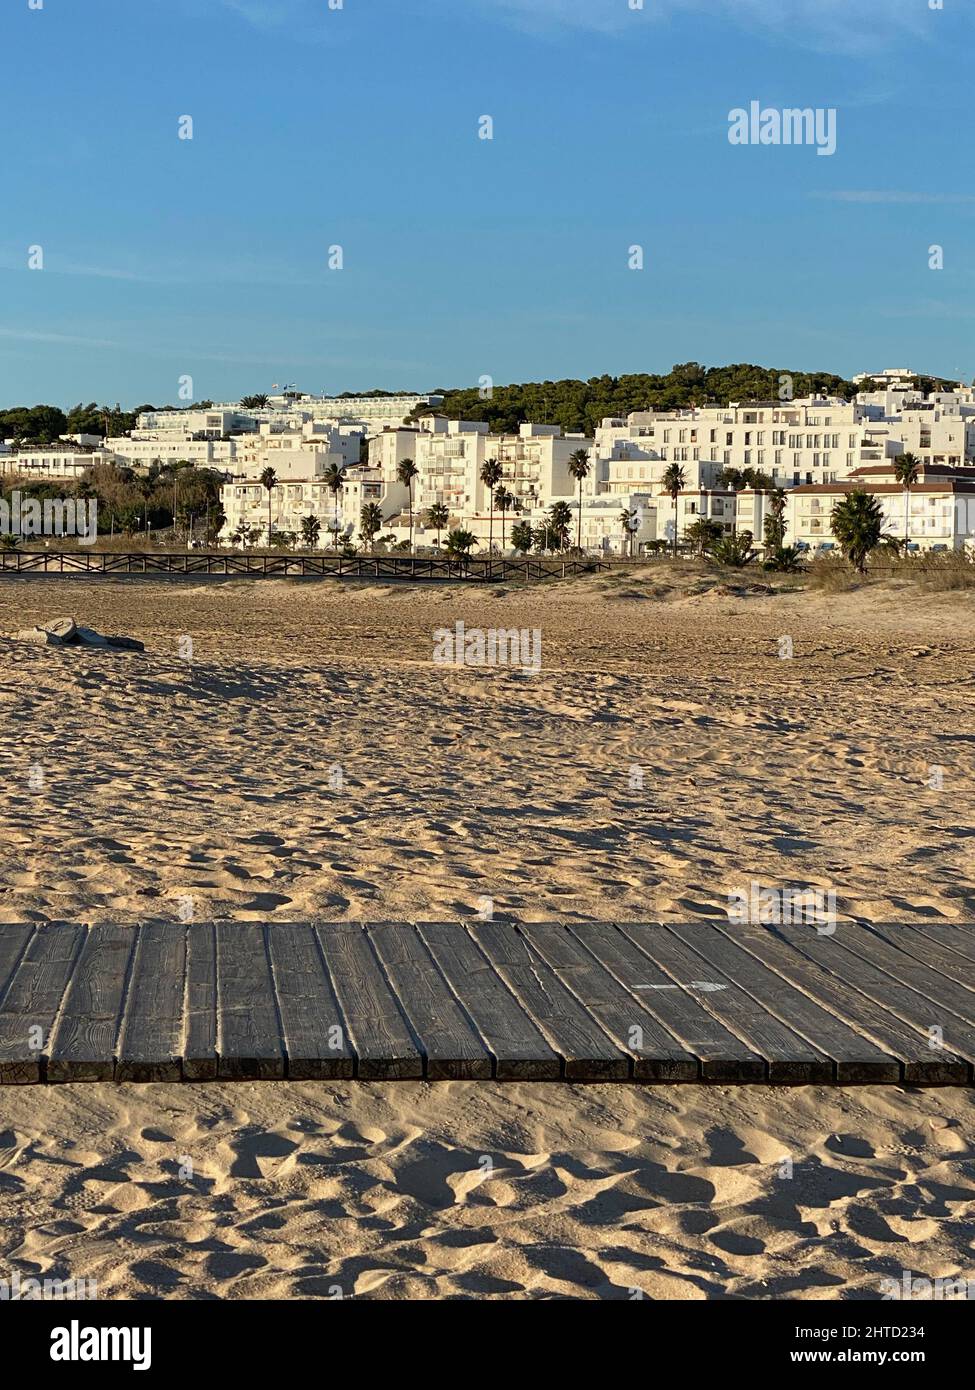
[[214, 0, 333, 41], [472, 0, 941, 52], [219, 0, 295, 28], [0, 251, 328, 290], [810, 191, 975, 205], [0, 328, 120, 349]]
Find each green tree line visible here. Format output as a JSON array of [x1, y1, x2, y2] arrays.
[[413, 363, 960, 435]]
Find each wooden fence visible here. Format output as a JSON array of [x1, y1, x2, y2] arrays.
[[0, 550, 613, 582]]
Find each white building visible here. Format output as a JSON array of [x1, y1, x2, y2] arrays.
[[786, 462, 975, 554], [369, 417, 591, 547], [136, 392, 442, 443], [218, 420, 407, 545], [0, 449, 102, 480], [104, 438, 235, 470], [595, 397, 885, 491]]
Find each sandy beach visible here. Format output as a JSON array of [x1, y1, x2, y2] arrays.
[[0, 567, 973, 1299]]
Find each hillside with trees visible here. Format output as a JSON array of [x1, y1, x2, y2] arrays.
[[1, 365, 965, 445], [410, 363, 958, 434]]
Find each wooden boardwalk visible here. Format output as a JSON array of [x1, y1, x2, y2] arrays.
[[0, 551, 611, 582], [0, 921, 972, 1085]]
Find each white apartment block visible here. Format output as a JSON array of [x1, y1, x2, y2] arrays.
[[786, 462, 975, 554], [370, 417, 587, 525], [0, 449, 101, 480], [104, 438, 235, 470], [230, 421, 362, 476], [595, 397, 890, 492], [855, 403, 975, 469], [296, 392, 442, 431], [220, 465, 404, 546], [134, 407, 252, 439], [137, 393, 441, 443], [516, 493, 661, 555], [218, 421, 368, 543]]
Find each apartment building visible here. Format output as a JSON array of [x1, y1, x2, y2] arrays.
[[786, 462, 975, 553], [231, 421, 362, 475], [303, 392, 442, 432], [134, 407, 253, 439], [595, 397, 886, 491], [370, 417, 587, 530], [104, 438, 235, 470], [0, 449, 101, 480], [137, 393, 441, 443], [219, 422, 392, 545], [855, 403, 975, 469]]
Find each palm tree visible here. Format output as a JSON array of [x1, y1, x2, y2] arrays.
[[259, 466, 277, 545], [322, 462, 345, 547], [567, 447, 591, 551], [831, 490, 885, 574], [892, 452, 920, 555], [684, 516, 723, 556], [763, 487, 788, 552], [548, 500, 573, 551], [510, 520, 534, 555], [661, 463, 686, 557], [424, 502, 449, 551], [445, 527, 477, 563], [359, 501, 384, 551], [397, 457, 419, 551], [299, 514, 321, 550], [480, 457, 503, 553], [494, 486, 514, 552], [710, 530, 757, 568], [618, 507, 637, 558]]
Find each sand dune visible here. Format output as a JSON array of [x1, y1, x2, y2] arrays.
[[0, 570, 973, 1298]]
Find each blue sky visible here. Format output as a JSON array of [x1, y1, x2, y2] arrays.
[[2, 0, 974, 408]]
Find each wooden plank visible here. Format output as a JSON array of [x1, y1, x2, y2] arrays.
[[619, 923, 832, 1084], [266, 924, 354, 1079], [776, 924, 975, 1078], [727, 922, 968, 1084], [521, 923, 698, 1081], [47, 925, 136, 1082], [0, 925, 34, 1006], [566, 922, 765, 1081], [833, 925, 975, 1024], [0, 925, 84, 1083], [116, 924, 186, 1082], [415, 922, 560, 1079], [470, 923, 631, 1080], [868, 924, 975, 994], [216, 923, 284, 1079], [184, 922, 217, 1080], [671, 923, 899, 1083], [887, 923, 975, 970], [367, 924, 492, 1079], [314, 924, 422, 1079]]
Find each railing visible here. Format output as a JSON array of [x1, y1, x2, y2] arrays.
[[0, 551, 615, 582]]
